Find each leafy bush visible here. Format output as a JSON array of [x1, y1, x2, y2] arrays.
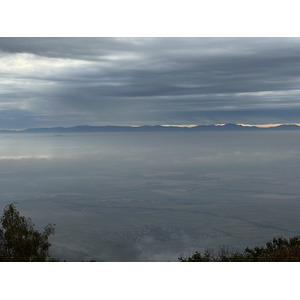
[[244, 236, 300, 262], [179, 236, 300, 262]]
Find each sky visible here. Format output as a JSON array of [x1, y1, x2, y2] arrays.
[[1, 37, 300, 129]]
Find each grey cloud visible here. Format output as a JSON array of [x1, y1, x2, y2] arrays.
[[0, 37, 135, 61], [1, 37, 300, 128]]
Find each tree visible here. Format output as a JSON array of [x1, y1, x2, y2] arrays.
[[0, 203, 55, 262]]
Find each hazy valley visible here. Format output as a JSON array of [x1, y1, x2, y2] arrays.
[[0, 130, 299, 261]]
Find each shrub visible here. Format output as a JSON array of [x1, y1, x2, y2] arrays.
[[179, 236, 300, 262]]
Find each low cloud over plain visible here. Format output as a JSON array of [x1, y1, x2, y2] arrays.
[[1, 37, 300, 128]]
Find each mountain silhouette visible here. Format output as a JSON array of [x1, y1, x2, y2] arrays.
[[0, 124, 299, 133]]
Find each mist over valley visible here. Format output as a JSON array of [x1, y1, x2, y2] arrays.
[[0, 130, 299, 261]]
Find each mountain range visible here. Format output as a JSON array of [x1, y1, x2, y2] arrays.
[[1, 123, 300, 133]]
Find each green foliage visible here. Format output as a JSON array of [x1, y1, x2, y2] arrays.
[[244, 236, 300, 262], [179, 248, 248, 262], [179, 236, 300, 262], [178, 250, 214, 262], [0, 203, 55, 262]]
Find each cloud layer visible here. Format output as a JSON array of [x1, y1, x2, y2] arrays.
[[1, 37, 300, 128]]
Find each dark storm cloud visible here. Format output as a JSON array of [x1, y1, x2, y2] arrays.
[[1, 37, 300, 128]]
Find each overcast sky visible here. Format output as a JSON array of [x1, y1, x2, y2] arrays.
[[1, 37, 300, 128]]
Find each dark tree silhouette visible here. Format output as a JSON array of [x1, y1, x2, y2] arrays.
[[0, 203, 55, 262], [179, 236, 300, 262]]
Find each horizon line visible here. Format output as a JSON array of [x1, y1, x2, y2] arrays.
[[151, 123, 300, 128], [2, 122, 300, 131]]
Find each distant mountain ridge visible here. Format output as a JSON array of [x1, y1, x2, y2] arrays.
[[1, 123, 300, 133]]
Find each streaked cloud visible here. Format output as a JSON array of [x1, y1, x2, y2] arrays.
[[1, 37, 300, 128]]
